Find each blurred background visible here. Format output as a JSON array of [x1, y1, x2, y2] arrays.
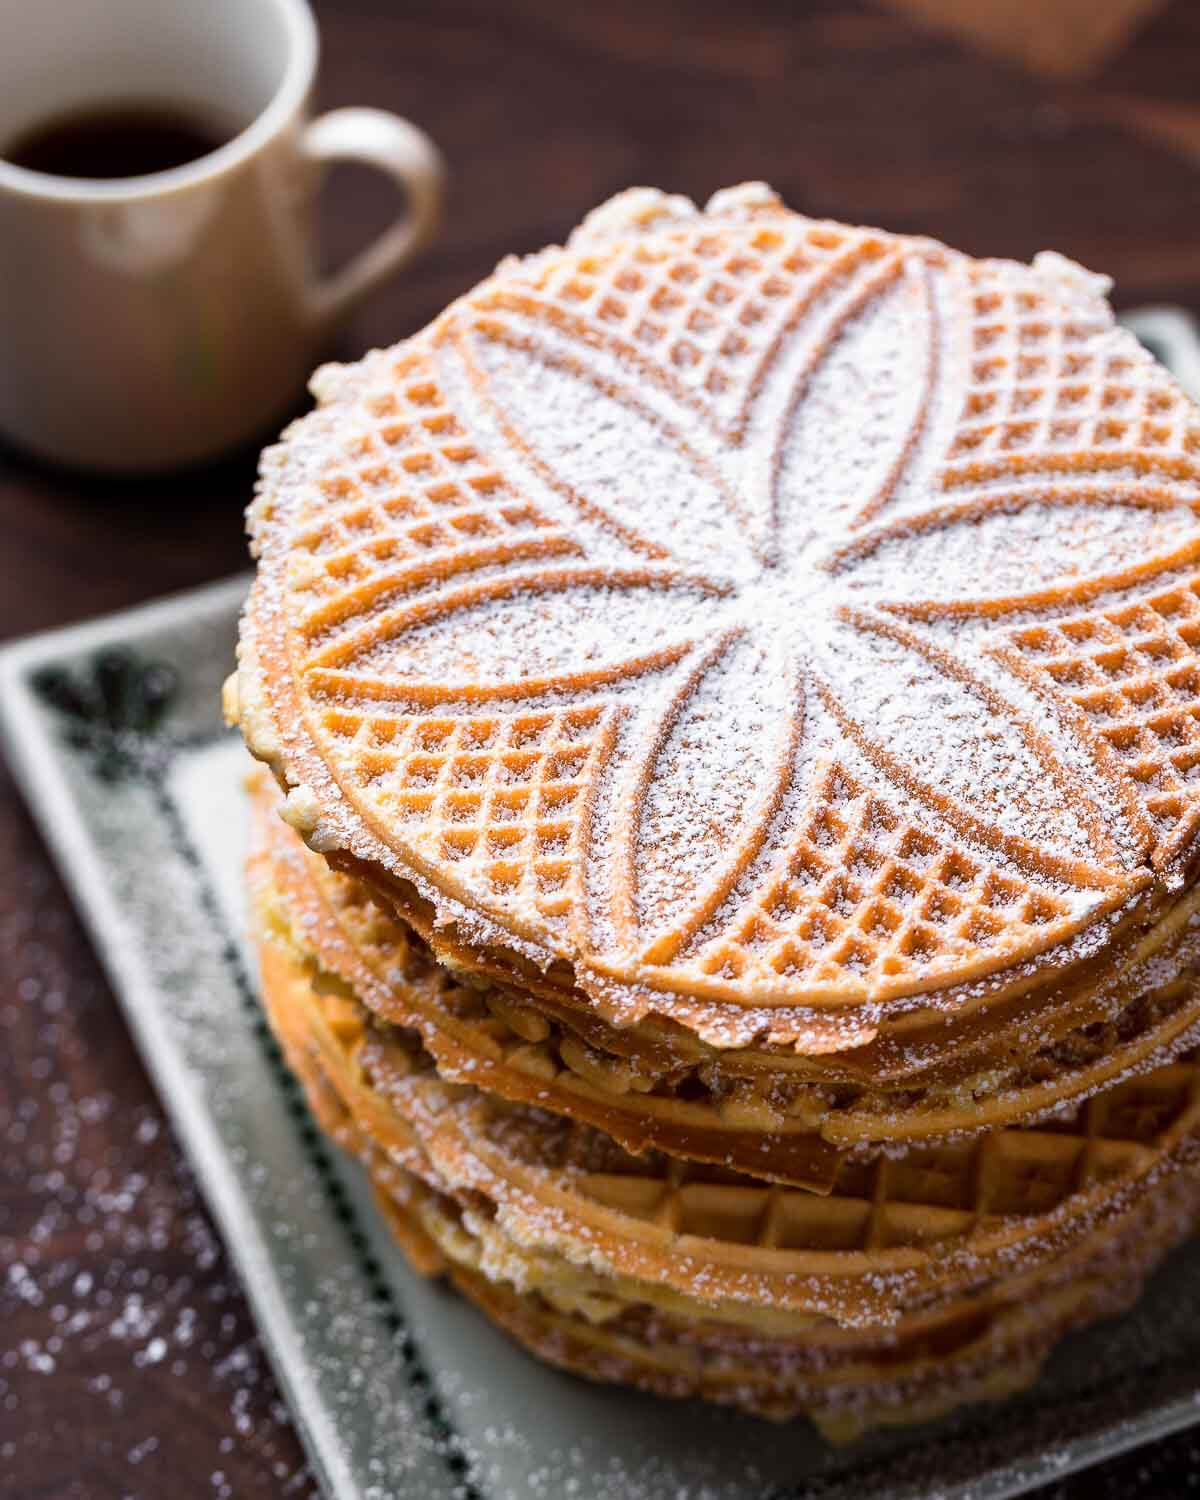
[[4, 1, 1200, 1495]]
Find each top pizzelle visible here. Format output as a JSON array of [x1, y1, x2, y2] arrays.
[[234, 182, 1200, 1054]]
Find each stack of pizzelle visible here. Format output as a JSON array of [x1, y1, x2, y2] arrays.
[[230, 183, 1200, 1438]]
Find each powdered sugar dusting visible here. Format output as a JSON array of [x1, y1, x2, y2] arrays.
[[240, 183, 1200, 1046], [0, 844, 319, 1500]]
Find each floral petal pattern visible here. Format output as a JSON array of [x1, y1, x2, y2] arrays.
[[762, 254, 937, 559], [831, 490, 1200, 619], [245, 186, 1200, 1039], [612, 630, 801, 962], [449, 313, 754, 572], [813, 609, 1122, 879], [307, 568, 726, 703], [487, 204, 892, 442]]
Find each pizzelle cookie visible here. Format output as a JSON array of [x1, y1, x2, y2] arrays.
[[253, 915, 1200, 1435], [253, 879, 1200, 1332], [235, 182, 1200, 1061], [250, 770, 1200, 1186], [233, 182, 1200, 1434]]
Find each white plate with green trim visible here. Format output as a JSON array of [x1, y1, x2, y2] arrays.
[[4, 307, 1200, 1500]]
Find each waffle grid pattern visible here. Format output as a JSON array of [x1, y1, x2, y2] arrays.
[[469, 1059, 1199, 1256], [311, 1063, 1189, 1439], [942, 266, 1200, 486], [1011, 580, 1200, 851], [285, 947, 1200, 1312], [694, 763, 1076, 986], [287, 352, 577, 641], [520, 218, 889, 437], [257, 779, 1200, 1160], [319, 704, 611, 931], [252, 907, 1200, 1431]]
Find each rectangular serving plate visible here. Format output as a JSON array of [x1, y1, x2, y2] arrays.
[[4, 307, 1200, 1500]]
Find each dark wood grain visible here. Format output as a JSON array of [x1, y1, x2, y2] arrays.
[[4, 1, 1200, 1495]]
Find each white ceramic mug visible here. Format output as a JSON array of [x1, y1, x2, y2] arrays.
[[0, 0, 443, 472]]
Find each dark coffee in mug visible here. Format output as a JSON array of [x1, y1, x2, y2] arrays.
[[3, 101, 231, 179], [0, 0, 441, 471]]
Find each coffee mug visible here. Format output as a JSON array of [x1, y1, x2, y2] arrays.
[[0, 0, 443, 472]]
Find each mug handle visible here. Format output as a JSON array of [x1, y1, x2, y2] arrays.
[[301, 107, 444, 327]]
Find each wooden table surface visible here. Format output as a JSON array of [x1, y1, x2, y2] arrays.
[[5, 1, 1200, 1495]]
